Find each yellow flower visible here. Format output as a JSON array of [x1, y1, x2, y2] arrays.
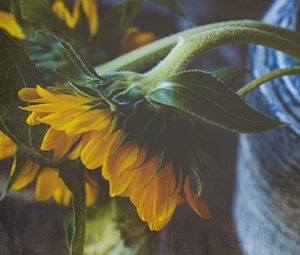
[[52, 0, 99, 36], [0, 131, 17, 160], [102, 133, 211, 231], [121, 27, 157, 53], [0, 11, 25, 40], [19, 85, 112, 162], [19, 85, 211, 231], [10, 161, 98, 206], [0, 125, 98, 206]]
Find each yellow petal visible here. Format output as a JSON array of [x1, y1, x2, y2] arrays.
[[18, 88, 41, 102], [53, 132, 80, 160], [26, 112, 47, 125], [102, 138, 139, 180], [85, 181, 98, 206], [52, 0, 80, 29], [65, 109, 111, 136], [80, 130, 112, 169], [112, 151, 154, 197], [35, 167, 62, 201], [183, 176, 212, 219], [81, 0, 99, 36], [131, 162, 180, 231], [53, 180, 72, 206], [0, 11, 25, 40], [41, 127, 65, 151], [67, 140, 84, 160], [39, 108, 83, 130], [10, 161, 40, 190], [0, 131, 16, 160]]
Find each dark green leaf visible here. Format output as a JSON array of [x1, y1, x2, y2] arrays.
[[147, 70, 285, 133], [0, 149, 30, 201], [149, 0, 186, 18], [59, 160, 86, 255], [0, 30, 47, 158], [212, 66, 250, 86], [39, 30, 99, 78]]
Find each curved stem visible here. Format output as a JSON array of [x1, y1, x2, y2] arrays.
[[145, 26, 300, 81], [95, 20, 300, 74], [237, 68, 300, 97]]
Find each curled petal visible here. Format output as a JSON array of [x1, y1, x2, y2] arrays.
[[184, 176, 212, 219], [10, 161, 40, 190], [102, 136, 139, 180], [35, 167, 62, 201], [82, 0, 99, 36], [131, 162, 181, 231], [52, 0, 80, 29]]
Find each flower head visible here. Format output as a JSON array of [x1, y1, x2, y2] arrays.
[[19, 74, 212, 230], [0, 128, 98, 206]]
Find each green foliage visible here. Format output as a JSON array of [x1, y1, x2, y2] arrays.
[[85, 198, 149, 255], [212, 66, 250, 86], [147, 70, 285, 133], [0, 30, 49, 161], [0, 150, 30, 201], [59, 160, 86, 255]]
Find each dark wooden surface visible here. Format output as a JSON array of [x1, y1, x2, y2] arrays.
[[0, 0, 271, 254]]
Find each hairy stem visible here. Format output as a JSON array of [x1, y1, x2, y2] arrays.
[[95, 20, 300, 74], [237, 68, 300, 97], [144, 27, 300, 82]]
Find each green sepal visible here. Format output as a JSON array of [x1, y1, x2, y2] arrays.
[[0, 149, 31, 201], [59, 160, 86, 255], [212, 66, 250, 86], [146, 70, 286, 133]]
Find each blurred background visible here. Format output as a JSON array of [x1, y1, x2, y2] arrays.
[[0, 0, 273, 254]]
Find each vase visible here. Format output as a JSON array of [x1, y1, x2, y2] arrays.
[[233, 0, 300, 254]]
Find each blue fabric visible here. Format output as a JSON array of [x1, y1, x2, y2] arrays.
[[233, 0, 300, 254]]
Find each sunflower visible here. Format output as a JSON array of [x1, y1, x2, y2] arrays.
[[19, 83, 211, 231], [0, 131, 98, 206]]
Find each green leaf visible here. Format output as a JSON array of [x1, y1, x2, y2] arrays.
[[0, 30, 47, 159], [39, 30, 99, 78], [0, 149, 30, 201], [59, 160, 86, 255], [149, 0, 186, 18], [212, 66, 250, 86], [146, 70, 285, 133]]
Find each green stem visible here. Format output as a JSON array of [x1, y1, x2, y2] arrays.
[[95, 20, 300, 74], [60, 162, 86, 255], [237, 68, 300, 97], [145, 26, 300, 81]]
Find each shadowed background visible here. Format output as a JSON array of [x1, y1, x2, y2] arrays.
[[0, 0, 272, 254]]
